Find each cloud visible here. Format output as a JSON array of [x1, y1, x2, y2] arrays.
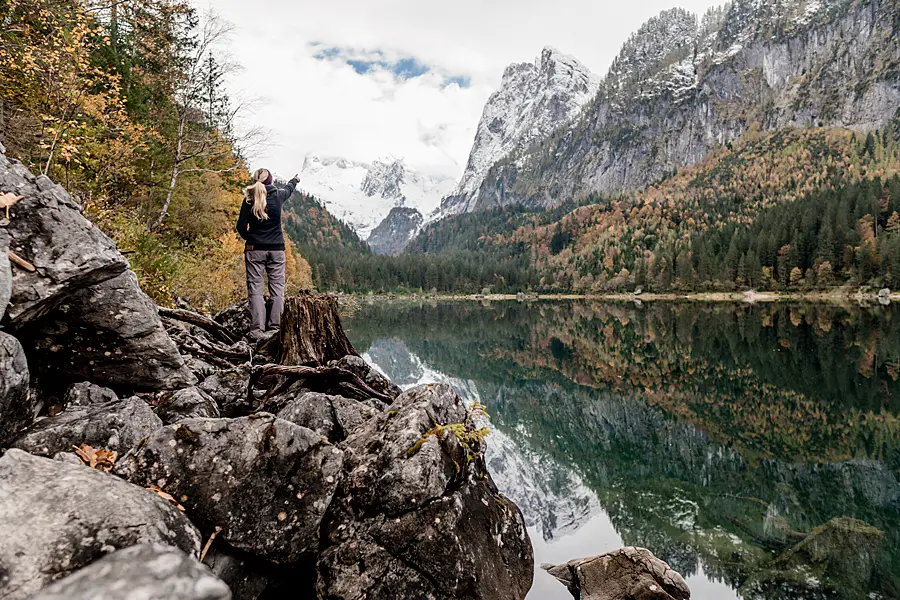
[[310, 43, 472, 87], [206, 0, 725, 181]]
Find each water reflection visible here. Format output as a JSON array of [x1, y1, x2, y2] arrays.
[[344, 301, 900, 600]]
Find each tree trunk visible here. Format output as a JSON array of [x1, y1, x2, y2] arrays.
[[155, 112, 186, 229], [278, 292, 358, 366]]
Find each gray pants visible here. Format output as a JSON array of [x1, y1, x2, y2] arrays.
[[245, 250, 286, 332]]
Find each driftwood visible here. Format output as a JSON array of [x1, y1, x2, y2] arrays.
[[278, 293, 358, 366], [249, 364, 392, 406], [158, 306, 237, 345], [161, 317, 249, 370]]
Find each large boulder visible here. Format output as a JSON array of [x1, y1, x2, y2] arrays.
[[30, 544, 231, 600], [317, 383, 533, 600], [64, 381, 118, 407], [0, 449, 202, 599], [0, 332, 33, 446], [156, 386, 221, 424], [13, 396, 162, 457], [115, 415, 344, 563], [277, 391, 380, 443], [0, 148, 128, 326], [19, 271, 196, 391], [214, 300, 252, 339], [741, 516, 887, 598], [542, 547, 691, 600]]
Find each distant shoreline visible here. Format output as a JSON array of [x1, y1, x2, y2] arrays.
[[339, 289, 898, 305]]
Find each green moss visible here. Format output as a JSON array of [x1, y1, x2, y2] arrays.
[[174, 424, 198, 445], [406, 422, 489, 458]]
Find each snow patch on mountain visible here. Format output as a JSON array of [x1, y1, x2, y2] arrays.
[[298, 155, 455, 240]]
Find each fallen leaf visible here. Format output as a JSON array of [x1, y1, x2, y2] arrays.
[[72, 443, 117, 472], [147, 484, 186, 511]]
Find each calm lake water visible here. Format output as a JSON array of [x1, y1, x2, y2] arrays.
[[343, 300, 900, 600]]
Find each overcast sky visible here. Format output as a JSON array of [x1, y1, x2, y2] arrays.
[[207, 0, 724, 181]]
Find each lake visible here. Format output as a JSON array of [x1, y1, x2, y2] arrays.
[[343, 300, 900, 600]]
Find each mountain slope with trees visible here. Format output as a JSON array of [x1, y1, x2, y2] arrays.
[[504, 126, 900, 292]]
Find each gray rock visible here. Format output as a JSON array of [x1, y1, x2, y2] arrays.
[[202, 544, 279, 600], [0, 228, 11, 320], [331, 355, 401, 403], [0, 332, 32, 446], [0, 449, 202, 599], [0, 149, 127, 326], [156, 386, 221, 424], [214, 300, 252, 339], [317, 383, 533, 600], [115, 414, 344, 563], [367, 207, 423, 255], [764, 516, 885, 597], [64, 381, 118, 407], [277, 391, 379, 443], [52, 451, 85, 466], [542, 547, 691, 600], [19, 271, 195, 391], [30, 544, 230, 600], [13, 396, 162, 457], [199, 364, 253, 417], [184, 355, 219, 381]]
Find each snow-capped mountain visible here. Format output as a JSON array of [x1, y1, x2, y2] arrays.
[[440, 47, 601, 215], [366, 207, 423, 255], [465, 0, 900, 210], [298, 155, 455, 242]]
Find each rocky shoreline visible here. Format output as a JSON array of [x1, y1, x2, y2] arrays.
[[340, 288, 897, 307], [0, 146, 539, 599]]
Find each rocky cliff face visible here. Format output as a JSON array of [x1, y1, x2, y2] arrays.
[[467, 0, 900, 211], [440, 47, 601, 216], [366, 207, 424, 255], [298, 155, 454, 240]]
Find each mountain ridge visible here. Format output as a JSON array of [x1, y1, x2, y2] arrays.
[[464, 0, 900, 212], [297, 154, 455, 241]]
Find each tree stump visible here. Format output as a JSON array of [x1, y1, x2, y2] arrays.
[[278, 293, 358, 366]]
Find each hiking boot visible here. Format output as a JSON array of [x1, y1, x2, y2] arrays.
[[246, 329, 266, 343]]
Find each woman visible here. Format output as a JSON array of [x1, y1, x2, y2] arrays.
[[236, 168, 299, 339]]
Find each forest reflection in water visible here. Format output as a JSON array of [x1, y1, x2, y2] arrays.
[[343, 300, 900, 600]]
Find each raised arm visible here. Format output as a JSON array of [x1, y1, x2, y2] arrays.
[[276, 175, 300, 205], [236, 199, 250, 239]]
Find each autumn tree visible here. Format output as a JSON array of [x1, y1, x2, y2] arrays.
[[153, 11, 264, 228]]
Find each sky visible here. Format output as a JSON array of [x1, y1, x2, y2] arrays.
[[206, 0, 724, 182]]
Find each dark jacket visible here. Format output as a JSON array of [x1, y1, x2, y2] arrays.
[[236, 177, 299, 251]]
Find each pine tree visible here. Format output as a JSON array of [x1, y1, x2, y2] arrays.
[[737, 253, 748, 285]]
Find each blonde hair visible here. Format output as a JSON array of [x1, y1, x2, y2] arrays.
[[245, 168, 270, 220]]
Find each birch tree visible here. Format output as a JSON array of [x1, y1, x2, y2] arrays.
[[153, 11, 264, 229]]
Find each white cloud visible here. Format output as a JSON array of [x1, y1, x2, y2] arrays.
[[204, 0, 724, 181]]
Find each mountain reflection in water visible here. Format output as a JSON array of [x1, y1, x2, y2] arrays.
[[343, 301, 900, 600]]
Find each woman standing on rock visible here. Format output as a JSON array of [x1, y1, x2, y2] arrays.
[[236, 168, 299, 340]]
